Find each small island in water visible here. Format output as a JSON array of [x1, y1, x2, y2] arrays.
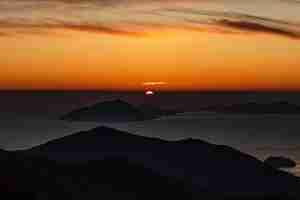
[[60, 99, 181, 122]]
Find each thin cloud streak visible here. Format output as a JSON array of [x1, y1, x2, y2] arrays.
[[0, 19, 147, 37], [0, 0, 300, 39], [163, 8, 300, 39], [0, 31, 9, 36], [217, 19, 300, 39], [143, 82, 167, 86]]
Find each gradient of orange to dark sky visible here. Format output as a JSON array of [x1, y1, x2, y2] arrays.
[[0, 0, 300, 91]]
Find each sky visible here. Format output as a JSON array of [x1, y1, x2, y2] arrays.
[[0, 0, 300, 91]]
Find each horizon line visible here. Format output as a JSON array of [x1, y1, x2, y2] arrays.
[[1, 89, 300, 93]]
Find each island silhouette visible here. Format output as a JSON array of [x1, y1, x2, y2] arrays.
[[60, 99, 180, 122], [1, 126, 299, 199]]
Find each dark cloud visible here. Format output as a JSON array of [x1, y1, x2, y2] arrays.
[[0, 31, 9, 36], [165, 8, 298, 27], [163, 8, 300, 39], [56, 23, 146, 37], [0, 19, 146, 37], [217, 19, 300, 39]]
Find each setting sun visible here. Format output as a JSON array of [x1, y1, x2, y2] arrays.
[[145, 90, 155, 95]]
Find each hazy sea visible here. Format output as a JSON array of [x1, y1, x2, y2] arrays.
[[1, 91, 300, 176]]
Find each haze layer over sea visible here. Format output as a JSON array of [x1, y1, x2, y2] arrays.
[[1, 91, 300, 176]]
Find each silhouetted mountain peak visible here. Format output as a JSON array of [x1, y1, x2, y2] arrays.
[[27, 126, 300, 197], [60, 99, 180, 122], [91, 125, 119, 132], [176, 138, 211, 146], [60, 99, 145, 122], [89, 99, 137, 111]]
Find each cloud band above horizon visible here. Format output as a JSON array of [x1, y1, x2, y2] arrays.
[[0, 0, 300, 39]]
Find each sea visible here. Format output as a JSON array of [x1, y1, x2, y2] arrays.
[[0, 91, 300, 176]]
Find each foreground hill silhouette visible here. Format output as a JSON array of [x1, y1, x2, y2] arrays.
[[24, 126, 300, 199], [0, 150, 202, 199], [60, 99, 180, 122], [203, 101, 300, 114]]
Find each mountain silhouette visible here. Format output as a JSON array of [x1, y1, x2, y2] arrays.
[[26, 126, 300, 198], [60, 99, 180, 122]]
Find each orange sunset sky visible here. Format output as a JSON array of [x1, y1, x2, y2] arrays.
[[0, 0, 300, 91]]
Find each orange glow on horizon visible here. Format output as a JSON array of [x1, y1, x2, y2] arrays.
[[0, 28, 300, 91]]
